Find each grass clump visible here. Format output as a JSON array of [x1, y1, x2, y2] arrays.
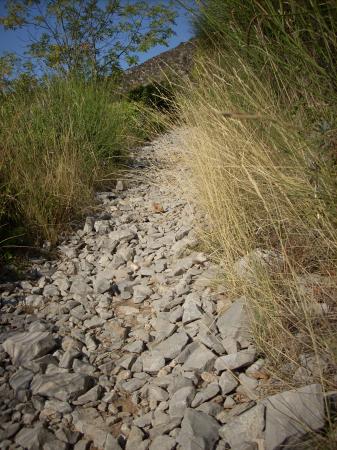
[[0, 78, 150, 245], [176, 0, 337, 395]]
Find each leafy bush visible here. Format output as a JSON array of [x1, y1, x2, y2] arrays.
[[127, 81, 175, 111], [0, 78, 149, 244]]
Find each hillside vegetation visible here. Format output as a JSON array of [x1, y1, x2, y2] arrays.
[[176, 0, 337, 421], [0, 0, 177, 254], [0, 79, 152, 247]]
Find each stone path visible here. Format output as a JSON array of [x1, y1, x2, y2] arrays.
[[0, 132, 327, 450]]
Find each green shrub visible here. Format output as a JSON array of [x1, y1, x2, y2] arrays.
[[127, 81, 175, 111], [0, 78, 149, 244]]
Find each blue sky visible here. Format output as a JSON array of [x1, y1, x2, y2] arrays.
[[0, 1, 195, 71]]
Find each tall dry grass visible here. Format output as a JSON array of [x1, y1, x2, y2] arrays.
[[175, 0, 337, 400]]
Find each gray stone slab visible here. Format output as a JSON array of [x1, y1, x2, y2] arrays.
[[215, 349, 256, 371], [263, 384, 325, 450], [219, 404, 265, 448], [31, 372, 93, 401], [177, 408, 220, 450], [151, 331, 189, 360], [3, 331, 56, 366]]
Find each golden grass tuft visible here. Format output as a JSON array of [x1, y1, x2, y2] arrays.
[[174, 55, 337, 392]]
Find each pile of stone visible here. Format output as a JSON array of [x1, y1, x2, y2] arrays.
[[0, 134, 328, 450]]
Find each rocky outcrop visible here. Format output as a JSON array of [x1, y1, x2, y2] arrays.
[[121, 39, 197, 91]]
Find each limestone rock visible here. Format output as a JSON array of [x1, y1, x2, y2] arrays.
[[15, 424, 55, 450], [182, 343, 215, 372], [263, 384, 325, 449], [3, 331, 56, 366], [182, 293, 203, 324], [219, 371, 239, 395], [149, 435, 176, 450], [133, 284, 153, 303], [9, 368, 34, 392], [219, 404, 265, 448], [151, 331, 189, 360], [169, 385, 196, 418], [191, 383, 220, 407], [215, 349, 256, 371], [216, 297, 250, 342], [177, 408, 220, 450], [31, 372, 93, 401], [142, 351, 166, 373]]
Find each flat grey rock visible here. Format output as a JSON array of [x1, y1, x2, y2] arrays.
[[59, 348, 81, 369], [9, 368, 33, 392], [43, 284, 60, 297], [239, 373, 258, 390], [83, 315, 105, 329], [105, 434, 123, 450], [151, 331, 189, 360], [44, 399, 73, 413], [93, 276, 111, 294], [149, 435, 176, 450], [15, 424, 55, 450], [72, 407, 117, 448], [233, 249, 282, 281], [219, 371, 239, 395], [125, 427, 145, 450], [215, 349, 256, 371], [169, 306, 183, 323], [73, 359, 96, 375], [217, 297, 250, 341], [148, 418, 182, 439], [219, 404, 265, 448], [31, 372, 92, 401], [151, 318, 177, 342], [133, 412, 154, 428], [44, 440, 68, 450], [133, 284, 153, 303], [198, 329, 225, 355], [191, 382, 220, 407], [124, 340, 144, 353], [196, 401, 223, 417], [167, 375, 194, 396], [83, 216, 95, 233], [70, 277, 93, 296], [263, 384, 325, 449], [182, 343, 215, 372], [74, 439, 91, 450], [70, 305, 86, 320], [169, 385, 196, 418], [182, 293, 203, 324], [0, 423, 21, 441], [73, 385, 103, 405], [109, 228, 136, 244], [142, 351, 166, 373], [177, 408, 220, 450], [25, 294, 44, 308], [147, 385, 169, 402], [121, 377, 147, 393], [3, 331, 56, 366]]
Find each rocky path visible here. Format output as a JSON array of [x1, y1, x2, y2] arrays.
[[0, 132, 327, 450]]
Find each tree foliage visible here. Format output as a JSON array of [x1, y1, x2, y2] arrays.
[[0, 0, 177, 77], [0, 52, 37, 94]]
